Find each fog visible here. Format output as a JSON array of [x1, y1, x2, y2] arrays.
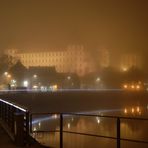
[[0, 0, 148, 54]]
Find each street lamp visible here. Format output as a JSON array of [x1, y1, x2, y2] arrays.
[[4, 72, 8, 76], [67, 76, 71, 80], [96, 77, 101, 82], [7, 74, 11, 78], [33, 74, 37, 78]]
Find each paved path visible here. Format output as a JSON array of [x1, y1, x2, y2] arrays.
[[0, 125, 16, 148], [0, 125, 47, 148]]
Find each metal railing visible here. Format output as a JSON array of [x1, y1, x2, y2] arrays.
[[30, 112, 148, 148], [0, 98, 30, 145], [1, 98, 148, 148]]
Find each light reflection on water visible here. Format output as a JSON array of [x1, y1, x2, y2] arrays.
[[31, 105, 148, 148]]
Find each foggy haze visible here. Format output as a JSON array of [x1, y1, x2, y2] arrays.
[[0, 0, 148, 56]]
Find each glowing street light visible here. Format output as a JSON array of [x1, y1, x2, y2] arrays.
[[7, 74, 11, 78], [124, 108, 127, 114], [68, 123, 71, 129], [123, 84, 128, 89], [136, 85, 140, 89], [33, 74, 37, 78], [96, 77, 101, 82], [131, 108, 135, 113], [4, 72, 8, 76], [96, 117, 100, 124], [131, 85, 135, 89], [122, 67, 128, 72], [67, 76, 71, 80]]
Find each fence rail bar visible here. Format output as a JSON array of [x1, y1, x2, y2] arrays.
[[63, 131, 117, 140], [60, 114, 63, 148], [117, 118, 120, 148], [1, 98, 148, 148], [31, 112, 148, 121], [0, 98, 30, 145]]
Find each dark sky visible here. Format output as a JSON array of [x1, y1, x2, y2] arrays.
[[0, 0, 148, 55]]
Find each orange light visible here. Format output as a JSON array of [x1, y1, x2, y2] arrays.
[[124, 108, 127, 114], [132, 108, 135, 113], [7, 74, 11, 78], [136, 107, 140, 112], [131, 85, 135, 89], [136, 85, 140, 89], [123, 84, 128, 89]]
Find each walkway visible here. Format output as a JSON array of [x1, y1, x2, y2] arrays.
[[0, 125, 47, 148]]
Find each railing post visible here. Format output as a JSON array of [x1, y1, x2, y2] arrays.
[[25, 111, 30, 144], [0, 101, 1, 118], [117, 117, 121, 148], [14, 113, 24, 146], [60, 113, 63, 148], [30, 114, 32, 134]]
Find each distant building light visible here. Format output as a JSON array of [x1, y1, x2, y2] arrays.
[[131, 85, 135, 89], [41, 86, 47, 91], [124, 108, 127, 114], [53, 114, 58, 119], [7, 74, 11, 78], [53, 85, 58, 90], [67, 76, 71, 80], [23, 80, 28, 87], [136, 85, 140, 89], [96, 117, 100, 124], [33, 127, 37, 131], [96, 77, 101, 82], [11, 84, 15, 87], [123, 84, 128, 89], [136, 107, 140, 112], [33, 85, 38, 89], [33, 74, 37, 78], [131, 108, 135, 113], [122, 67, 128, 72], [12, 79, 16, 83], [68, 123, 71, 129], [38, 122, 41, 127], [4, 72, 8, 76], [49, 85, 58, 91]]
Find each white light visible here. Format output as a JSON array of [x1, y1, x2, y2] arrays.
[[33, 127, 37, 131], [7, 74, 11, 78], [4, 72, 8, 76], [23, 80, 28, 87], [12, 79, 16, 83], [124, 108, 127, 114], [68, 123, 71, 129], [33, 74, 37, 78], [97, 119, 100, 124], [53, 114, 58, 119], [96, 77, 101, 82], [33, 85, 38, 89], [122, 67, 128, 72], [96, 117, 100, 124], [123, 84, 128, 89], [67, 76, 71, 80]]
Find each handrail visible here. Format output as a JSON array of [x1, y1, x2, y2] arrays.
[[31, 112, 148, 121], [1, 98, 148, 148], [0, 98, 30, 146], [0, 98, 28, 112], [30, 112, 148, 148]]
